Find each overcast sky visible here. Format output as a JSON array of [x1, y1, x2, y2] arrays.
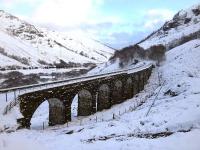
[[0, 0, 199, 49]]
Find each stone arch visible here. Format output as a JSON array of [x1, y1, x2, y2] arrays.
[[78, 89, 93, 116], [19, 97, 65, 128], [134, 74, 140, 94], [112, 80, 123, 104], [139, 73, 144, 91], [30, 100, 49, 129], [97, 84, 111, 111], [48, 98, 65, 126], [143, 71, 147, 85], [124, 77, 133, 99]]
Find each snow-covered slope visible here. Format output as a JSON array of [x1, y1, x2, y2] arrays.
[[0, 39, 200, 150], [0, 10, 115, 69], [139, 4, 200, 50], [0, 4, 200, 150], [92, 3, 200, 73]]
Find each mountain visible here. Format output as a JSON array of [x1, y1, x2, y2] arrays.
[[0, 4, 200, 150], [90, 4, 200, 74], [138, 4, 200, 50], [0, 10, 115, 70]]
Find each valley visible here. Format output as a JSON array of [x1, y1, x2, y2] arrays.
[[0, 2, 200, 150]]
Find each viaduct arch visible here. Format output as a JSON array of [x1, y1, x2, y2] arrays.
[[17, 66, 153, 128]]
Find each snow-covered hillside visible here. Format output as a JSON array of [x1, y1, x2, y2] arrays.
[[0, 3, 200, 150], [93, 3, 200, 73], [0, 39, 200, 150], [139, 4, 200, 50], [0, 10, 115, 69]]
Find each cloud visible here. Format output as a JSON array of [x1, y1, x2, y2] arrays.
[[95, 8, 175, 49], [101, 30, 151, 49], [143, 9, 175, 30], [57, 7, 174, 49], [0, 1, 176, 49], [146, 9, 174, 20], [31, 0, 106, 27], [1, 0, 41, 9]]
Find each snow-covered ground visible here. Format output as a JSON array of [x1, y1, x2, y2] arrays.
[[0, 3, 200, 150], [0, 62, 152, 129], [0, 38, 200, 149]]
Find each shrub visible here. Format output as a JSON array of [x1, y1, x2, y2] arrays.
[[111, 44, 145, 63], [148, 45, 166, 65], [5, 71, 24, 79], [1, 72, 40, 88]]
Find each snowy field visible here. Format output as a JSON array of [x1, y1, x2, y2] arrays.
[[0, 39, 200, 150], [0, 67, 88, 75]]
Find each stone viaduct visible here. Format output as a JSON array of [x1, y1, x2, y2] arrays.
[[17, 65, 153, 128]]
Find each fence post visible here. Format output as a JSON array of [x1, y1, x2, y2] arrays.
[[112, 113, 115, 120], [5, 92, 8, 102], [43, 122, 44, 130], [6, 106, 8, 114], [5, 106, 8, 114], [9, 102, 11, 110]]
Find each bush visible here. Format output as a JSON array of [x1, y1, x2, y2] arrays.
[[0, 46, 30, 65], [38, 59, 51, 66], [53, 60, 82, 68], [5, 71, 24, 79], [111, 44, 166, 67], [111, 44, 145, 66], [1, 72, 40, 89], [167, 30, 200, 50], [82, 63, 96, 68], [148, 45, 166, 65]]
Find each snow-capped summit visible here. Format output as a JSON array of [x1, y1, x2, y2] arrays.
[[0, 10, 115, 69], [139, 3, 200, 50]]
